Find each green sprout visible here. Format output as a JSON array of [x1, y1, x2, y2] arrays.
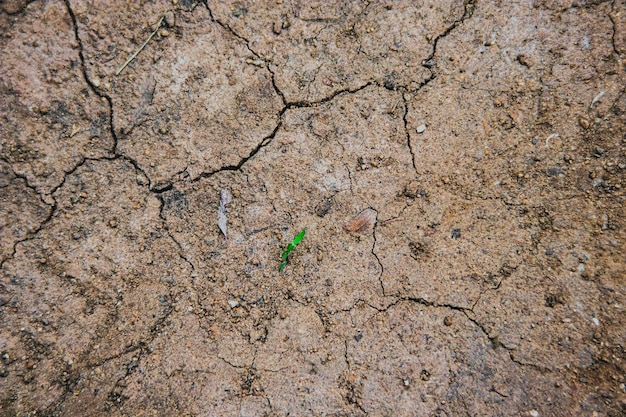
[[279, 228, 306, 271]]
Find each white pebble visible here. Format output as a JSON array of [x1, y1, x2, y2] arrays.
[[416, 124, 426, 133], [227, 300, 239, 308], [592, 317, 600, 326], [529, 411, 539, 417]]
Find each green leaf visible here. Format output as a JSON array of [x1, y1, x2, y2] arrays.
[[293, 228, 306, 245], [278, 260, 288, 271], [279, 228, 306, 271]]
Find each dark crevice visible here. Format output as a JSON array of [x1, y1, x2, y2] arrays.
[[154, 2, 379, 189], [56, 0, 475, 208], [206, 0, 297, 110], [1, 151, 156, 269], [400, 93, 418, 174], [285, 81, 374, 108], [0, 169, 54, 269], [191, 120, 283, 182], [6, 10, 194, 410], [369, 208, 386, 297], [399, 296, 555, 374], [63, 0, 117, 152], [105, 302, 176, 410], [609, 0, 622, 58], [0, 197, 55, 271], [63, 0, 198, 280], [409, 0, 477, 94], [2, 162, 44, 197], [203, 3, 287, 109], [50, 294, 179, 412], [64, 0, 154, 192], [268, 65, 288, 107], [507, 352, 554, 373], [204, 1, 374, 109]]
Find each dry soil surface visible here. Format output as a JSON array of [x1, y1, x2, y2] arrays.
[[1, 1, 625, 416]]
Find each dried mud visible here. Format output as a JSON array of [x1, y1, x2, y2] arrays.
[[1, 1, 625, 416]]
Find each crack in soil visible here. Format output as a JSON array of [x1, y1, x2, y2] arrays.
[[609, 0, 623, 58], [390, 297, 558, 375], [401, 92, 418, 174], [3, 1, 624, 415], [369, 208, 386, 298], [408, 0, 477, 94], [4, 0, 478, 274], [64, 0, 155, 189]]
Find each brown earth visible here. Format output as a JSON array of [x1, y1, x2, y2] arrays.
[[1, 0, 625, 416]]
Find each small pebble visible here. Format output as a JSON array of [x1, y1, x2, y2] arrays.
[[92, 78, 100, 88], [416, 124, 426, 133], [159, 29, 170, 37], [529, 410, 539, 417], [579, 118, 590, 129], [444, 316, 453, 326], [109, 219, 117, 228], [164, 11, 175, 27], [227, 300, 239, 308], [592, 317, 600, 326]]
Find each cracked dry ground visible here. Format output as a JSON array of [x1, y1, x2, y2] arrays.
[[1, 1, 625, 416]]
